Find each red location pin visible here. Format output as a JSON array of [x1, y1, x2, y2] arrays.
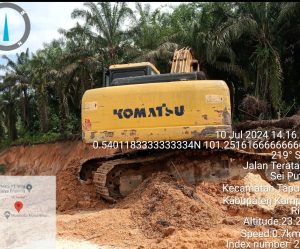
[[14, 201, 23, 213]]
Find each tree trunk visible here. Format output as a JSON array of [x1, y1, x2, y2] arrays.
[[235, 114, 300, 132], [7, 104, 17, 141], [58, 92, 68, 135], [39, 99, 49, 133], [22, 87, 30, 131], [38, 83, 49, 133]]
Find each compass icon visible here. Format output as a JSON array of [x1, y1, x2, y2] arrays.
[[0, 2, 30, 51]]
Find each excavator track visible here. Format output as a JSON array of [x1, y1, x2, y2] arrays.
[[93, 151, 176, 202], [81, 148, 284, 202]]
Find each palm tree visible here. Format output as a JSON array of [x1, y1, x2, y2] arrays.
[[0, 77, 18, 140], [222, 2, 300, 113], [71, 2, 133, 65], [43, 40, 71, 134], [59, 23, 102, 91], [1, 49, 32, 131], [30, 50, 51, 133], [131, 3, 245, 75], [167, 3, 245, 77], [127, 3, 177, 71], [131, 3, 172, 51]]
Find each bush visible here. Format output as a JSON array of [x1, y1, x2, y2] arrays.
[[239, 95, 267, 121], [0, 139, 12, 150], [13, 132, 62, 146]]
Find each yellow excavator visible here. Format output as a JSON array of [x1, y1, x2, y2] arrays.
[[80, 48, 276, 202], [82, 48, 231, 143]]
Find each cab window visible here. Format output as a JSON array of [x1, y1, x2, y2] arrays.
[[110, 67, 147, 82]]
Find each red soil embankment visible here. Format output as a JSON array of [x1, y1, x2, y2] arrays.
[[0, 141, 117, 211]]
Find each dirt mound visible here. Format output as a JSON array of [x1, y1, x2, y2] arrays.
[[57, 239, 118, 249], [120, 173, 224, 240], [56, 159, 103, 212], [57, 208, 156, 248], [2, 141, 300, 248]]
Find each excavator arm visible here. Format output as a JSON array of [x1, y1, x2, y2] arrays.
[[171, 48, 200, 73]]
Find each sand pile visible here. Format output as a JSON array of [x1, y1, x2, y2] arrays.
[[121, 173, 224, 239]]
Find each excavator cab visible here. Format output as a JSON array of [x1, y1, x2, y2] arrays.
[[103, 62, 160, 87], [103, 48, 203, 87]]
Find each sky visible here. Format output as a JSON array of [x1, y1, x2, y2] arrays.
[[0, 2, 184, 67]]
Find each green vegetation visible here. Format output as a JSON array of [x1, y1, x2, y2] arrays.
[[0, 164, 5, 174], [0, 2, 299, 146]]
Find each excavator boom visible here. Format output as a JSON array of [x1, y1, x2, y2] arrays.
[[171, 48, 200, 73]]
